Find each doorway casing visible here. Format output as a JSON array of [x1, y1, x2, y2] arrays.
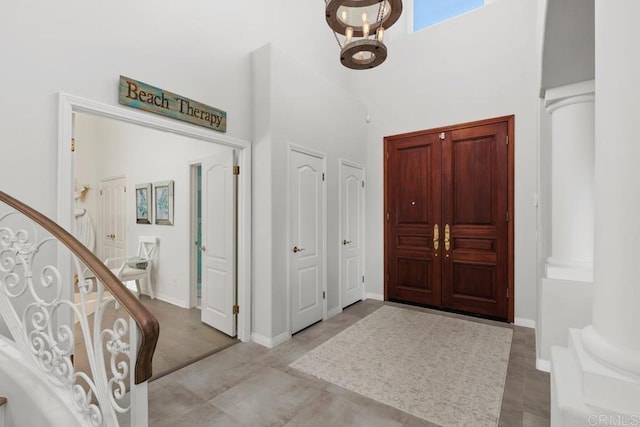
[[57, 92, 252, 342]]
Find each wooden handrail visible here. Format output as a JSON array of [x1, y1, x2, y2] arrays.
[[0, 191, 159, 384]]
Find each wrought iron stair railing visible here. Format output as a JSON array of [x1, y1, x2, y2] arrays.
[[0, 190, 159, 426]]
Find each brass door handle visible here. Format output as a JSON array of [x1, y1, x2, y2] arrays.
[[201, 245, 206, 252], [342, 240, 352, 245], [444, 224, 450, 251], [433, 224, 439, 251], [293, 246, 305, 253]]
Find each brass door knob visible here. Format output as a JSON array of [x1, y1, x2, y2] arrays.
[[444, 224, 450, 251], [433, 224, 439, 251]]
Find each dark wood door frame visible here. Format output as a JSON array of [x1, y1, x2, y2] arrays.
[[384, 115, 515, 323]]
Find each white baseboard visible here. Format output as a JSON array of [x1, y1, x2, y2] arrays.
[[537, 358, 551, 372], [326, 306, 342, 319], [365, 293, 384, 301], [152, 292, 189, 309], [514, 317, 536, 329], [251, 331, 291, 349]]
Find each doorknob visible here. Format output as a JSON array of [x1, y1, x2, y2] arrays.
[[201, 245, 206, 252], [342, 240, 352, 245], [293, 246, 305, 253], [444, 224, 450, 251], [433, 224, 439, 251]]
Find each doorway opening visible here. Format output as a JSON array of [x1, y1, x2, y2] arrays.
[[59, 93, 251, 378], [194, 164, 203, 308], [384, 115, 514, 322], [189, 150, 238, 338]]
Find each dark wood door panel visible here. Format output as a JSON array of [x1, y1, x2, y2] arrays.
[[451, 136, 494, 225], [386, 133, 442, 307], [394, 143, 435, 226], [442, 122, 508, 320], [389, 256, 440, 305], [443, 261, 502, 317]]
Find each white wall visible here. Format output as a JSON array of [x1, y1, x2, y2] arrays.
[[0, 1, 349, 338], [0, 1, 344, 216], [351, 0, 541, 323], [74, 113, 227, 307], [252, 44, 368, 341], [1, 0, 548, 342]]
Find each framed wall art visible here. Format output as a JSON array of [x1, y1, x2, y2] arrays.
[[135, 183, 152, 224], [154, 180, 174, 225]]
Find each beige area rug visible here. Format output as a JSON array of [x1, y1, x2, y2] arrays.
[[290, 305, 513, 426]]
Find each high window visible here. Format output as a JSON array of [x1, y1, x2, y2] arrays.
[[413, 0, 484, 31]]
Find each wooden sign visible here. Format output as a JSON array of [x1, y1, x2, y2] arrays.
[[119, 76, 227, 133]]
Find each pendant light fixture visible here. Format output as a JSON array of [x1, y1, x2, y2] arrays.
[[325, 0, 403, 70]]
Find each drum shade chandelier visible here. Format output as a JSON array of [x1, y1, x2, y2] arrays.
[[325, 0, 403, 70]]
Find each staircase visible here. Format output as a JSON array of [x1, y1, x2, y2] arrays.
[[0, 191, 159, 426]]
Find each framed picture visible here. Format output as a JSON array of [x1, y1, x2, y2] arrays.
[[135, 183, 152, 224], [154, 180, 174, 225]]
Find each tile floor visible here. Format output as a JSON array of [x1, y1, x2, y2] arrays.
[[148, 300, 550, 427], [142, 296, 238, 379], [74, 295, 237, 381]]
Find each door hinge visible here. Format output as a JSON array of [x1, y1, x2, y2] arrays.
[[386, 151, 389, 160], [506, 288, 510, 299], [386, 212, 390, 221], [99, 189, 103, 196], [71, 138, 76, 152], [322, 291, 326, 300], [233, 165, 240, 175], [506, 211, 510, 222], [362, 180, 365, 188], [322, 172, 325, 181], [233, 305, 239, 314], [506, 134, 509, 145], [124, 186, 126, 193], [362, 275, 365, 283]]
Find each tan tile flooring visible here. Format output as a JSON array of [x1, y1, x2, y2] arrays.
[[74, 295, 237, 381], [148, 300, 551, 426], [142, 296, 238, 379]]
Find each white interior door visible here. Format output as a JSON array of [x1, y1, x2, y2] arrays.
[[290, 148, 325, 334], [340, 162, 365, 308], [201, 150, 237, 336], [100, 176, 126, 261]]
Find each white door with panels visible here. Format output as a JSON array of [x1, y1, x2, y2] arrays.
[[100, 176, 127, 261], [340, 161, 365, 308], [290, 147, 326, 334], [200, 150, 237, 337]]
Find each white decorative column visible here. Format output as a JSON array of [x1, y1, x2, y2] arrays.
[[551, 1, 640, 425], [544, 81, 595, 282]]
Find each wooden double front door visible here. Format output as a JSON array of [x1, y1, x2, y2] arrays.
[[384, 116, 514, 321]]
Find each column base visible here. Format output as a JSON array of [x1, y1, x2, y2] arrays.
[[551, 328, 640, 426], [546, 259, 593, 282], [539, 278, 592, 363]]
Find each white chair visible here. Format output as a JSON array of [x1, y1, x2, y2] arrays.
[[105, 236, 157, 299]]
